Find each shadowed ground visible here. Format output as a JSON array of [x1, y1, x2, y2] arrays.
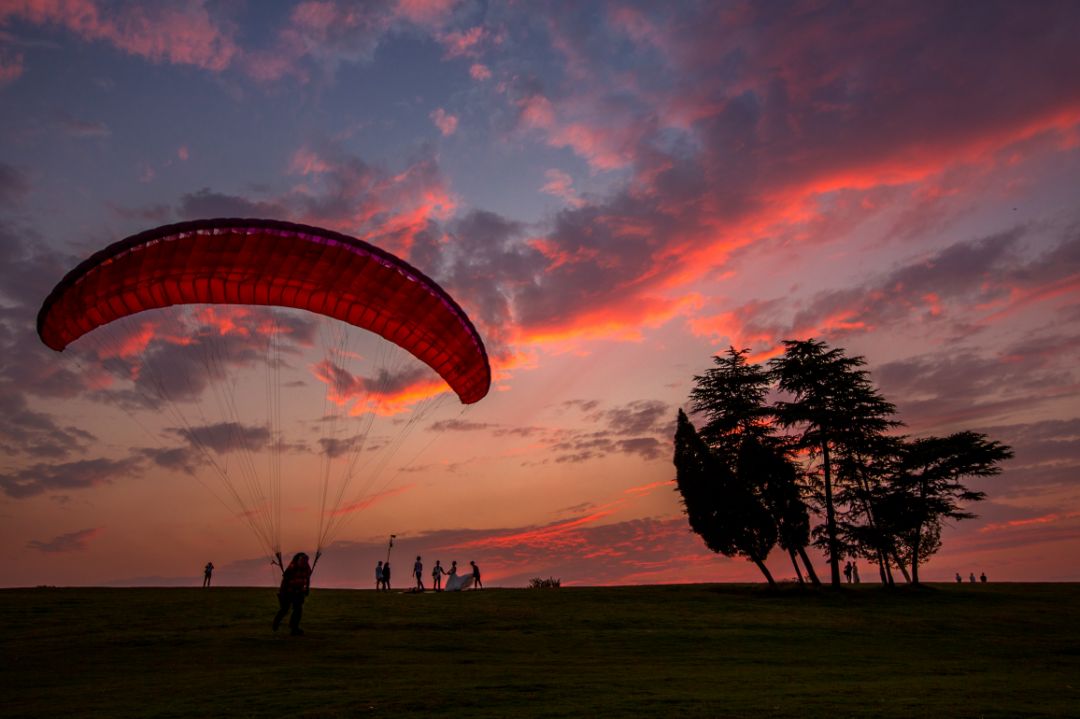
[[1, 583, 1077, 717]]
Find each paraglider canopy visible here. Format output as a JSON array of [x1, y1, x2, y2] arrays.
[[36, 217, 490, 404]]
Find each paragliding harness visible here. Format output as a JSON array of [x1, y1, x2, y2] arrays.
[[274, 550, 320, 594]]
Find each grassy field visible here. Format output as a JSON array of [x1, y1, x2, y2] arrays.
[[1, 583, 1077, 718]]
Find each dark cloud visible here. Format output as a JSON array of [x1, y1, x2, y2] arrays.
[[87, 307, 318, 410], [106, 201, 172, 223], [0, 456, 141, 498], [877, 334, 1078, 433], [54, 114, 109, 138], [0, 390, 95, 459], [172, 422, 271, 454], [962, 417, 1080, 498], [317, 435, 378, 459], [177, 187, 286, 219], [726, 225, 1079, 349], [27, 527, 103, 553], [428, 418, 496, 432], [137, 446, 200, 475], [0, 162, 29, 207], [594, 399, 669, 436]]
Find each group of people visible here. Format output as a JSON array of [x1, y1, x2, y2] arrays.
[[377, 556, 482, 592], [956, 572, 988, 583], [843, 561, 860, 583], [201, 549, 486, 638]]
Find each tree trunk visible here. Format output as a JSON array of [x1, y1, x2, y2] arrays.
[[910, 481, 928, 585], [877, 552, 888, 583], [797, 546, 822, 586], [821, 442, 841, 586], [890, 551, 912, 583], [884, 559, 895, 586], [753, 558, 777, 588], [910, 526, 921, 585], [788, 548, 805, 585]]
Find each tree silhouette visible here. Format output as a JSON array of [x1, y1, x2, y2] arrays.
[[770, 339, 899, 587], [679, 340, 1012, 589], [888, 431, 1013, 583], [690, 348, 819, 585], [673, 409, 777, 586]]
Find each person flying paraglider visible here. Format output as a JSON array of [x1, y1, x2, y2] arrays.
[[273, 552, 312, 636], [37, 218, 492, 595]]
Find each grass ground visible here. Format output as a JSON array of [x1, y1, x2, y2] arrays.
[[1, 583, 1077, 718]]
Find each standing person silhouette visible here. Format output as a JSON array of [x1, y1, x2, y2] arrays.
[[980, 572, 987, 583], [203, 562, 214, 587], [969, 572, 976, 583], [383, 561, 392, 590], [432, 560, 446, 591], [470, 561, 482, 589], [413, 556, 425, 591], [375, 560, 384, 591], [273, 552, 312, 636], [843, 561, 853, 583], [447, 560, 458, 584], [955, 572, 963, 583], [851, 564, 860, 584]]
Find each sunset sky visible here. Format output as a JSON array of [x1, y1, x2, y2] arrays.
[[2, 1, 1079, 588]]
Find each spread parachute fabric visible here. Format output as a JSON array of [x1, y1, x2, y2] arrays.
[[36, 218, 490, 404]]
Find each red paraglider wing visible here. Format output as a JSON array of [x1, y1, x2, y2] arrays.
[[36, 218, 490, 404]]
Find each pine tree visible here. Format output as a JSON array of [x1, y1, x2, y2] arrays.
[[673, 410, 778, 586], [770, 339, 899, 586]]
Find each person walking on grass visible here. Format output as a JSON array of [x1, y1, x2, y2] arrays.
[[376, 560, 384, 591], [432, 560, 446, 591], [203, 561, 214, 587], [414, 556, 425, 591], [470, 560, 482, 589], [273, 552, 312, 636]]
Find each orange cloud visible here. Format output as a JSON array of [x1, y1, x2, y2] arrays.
[[328, 483, 416, 517], [623, 479, 675, 496], [455, 507, 620, 550], [980, 511, 1080, 534]]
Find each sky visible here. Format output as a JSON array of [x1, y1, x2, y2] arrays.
[[1, 0, 1079, 588]]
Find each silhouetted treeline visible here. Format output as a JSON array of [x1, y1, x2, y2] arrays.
[[673, 339, 1012, 588]]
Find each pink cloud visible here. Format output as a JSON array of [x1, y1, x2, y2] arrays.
[[540, 168, 583, 207], [516, 92, 640, 171], [27, 527, 104, 553], [438, 25, 483, 58], [469, 62, 491, 81], [430, 107, 458, 136], [1, 0, 238, 71], [395, 0, 458, 28], [0, 48, 23, 85]]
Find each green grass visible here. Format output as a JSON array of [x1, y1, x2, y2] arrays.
[[2, 583, 1078, 717]]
